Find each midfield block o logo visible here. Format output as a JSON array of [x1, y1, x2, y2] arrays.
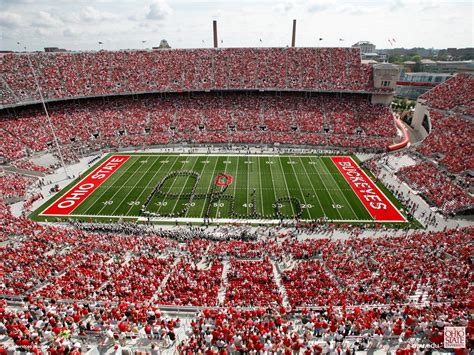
[[444, 326, 466, 348]]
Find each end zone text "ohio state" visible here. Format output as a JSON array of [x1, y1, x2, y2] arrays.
[[42, 156, 130, 216]]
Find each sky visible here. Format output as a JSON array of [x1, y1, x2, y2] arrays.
[[0, 0, 473, 51]]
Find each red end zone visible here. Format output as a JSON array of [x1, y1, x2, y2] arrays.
[[331, 157, 406, 222], [41, 155, 130, 216]]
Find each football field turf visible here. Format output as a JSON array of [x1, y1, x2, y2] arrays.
[[34, 153, 407, 224]]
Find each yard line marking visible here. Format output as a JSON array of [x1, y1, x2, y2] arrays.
[[320, 157, 360, 220], [198, 156, 220, 218], [257, 156, 265, 215], [215, 154, 230, 218], [183, 156, 210, 218], [169, 156, 201, 215], [307, 157, 343, 220], [277, 156, 296, 216], [95, 157, 152, 216], [297, 156, 325, 218], [80, 156, 142, 215], [110, 156, 163, 216], [246, 155, 251, 215], [287, 156, 312, 220], [155, 156, 190, 215], [267, 157, 279, 210], [230, 156, 240, 214], [123, 155, 178, 216]]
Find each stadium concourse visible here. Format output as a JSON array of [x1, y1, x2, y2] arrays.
[[0, 48, 473, 354]]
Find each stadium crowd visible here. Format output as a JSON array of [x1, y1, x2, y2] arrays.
[[416, 111, 473, 174], [0, 173, 37, 201], [0, 48, 473, 354], [0, 196, 472, 353], [177, 302, 472, 353], [391, 73, 474, 214], [1, 48, 380, 107], [0, 93, 397, 164], [397, 161, 472, 214], [1, 176, 472, 306], [12, 160, 51, 173], [0, 141, 472, 352], [1, 295, 471, 354], [419, 73, 474, 113]]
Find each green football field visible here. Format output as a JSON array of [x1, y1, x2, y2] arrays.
[[33, 153, 407, 224]]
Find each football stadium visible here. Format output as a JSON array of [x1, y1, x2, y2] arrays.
[[0, 2, 473, 353], [33, 153, 406, 224]]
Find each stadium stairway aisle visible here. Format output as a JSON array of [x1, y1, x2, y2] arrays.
[[217, 259, 230, 305], [270, 259, 290, 308]]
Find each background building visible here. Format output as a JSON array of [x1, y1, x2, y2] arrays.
[[352, 41, 376, 54], [352, 41, 387, 62], [396, 72, 452, 99]]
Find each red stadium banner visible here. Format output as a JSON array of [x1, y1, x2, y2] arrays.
[[396, 81, 437, 87], [41, 155, 130, 216], [331, 157, 406, 222]]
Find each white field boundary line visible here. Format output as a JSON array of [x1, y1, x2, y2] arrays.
[[40, 213, 401, 224], [39, 155, 127, 216], [185, 154, 352, 158], [348, 156, 407, 222]]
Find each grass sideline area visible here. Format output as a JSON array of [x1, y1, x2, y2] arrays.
[[31, 153, 413, 226]]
